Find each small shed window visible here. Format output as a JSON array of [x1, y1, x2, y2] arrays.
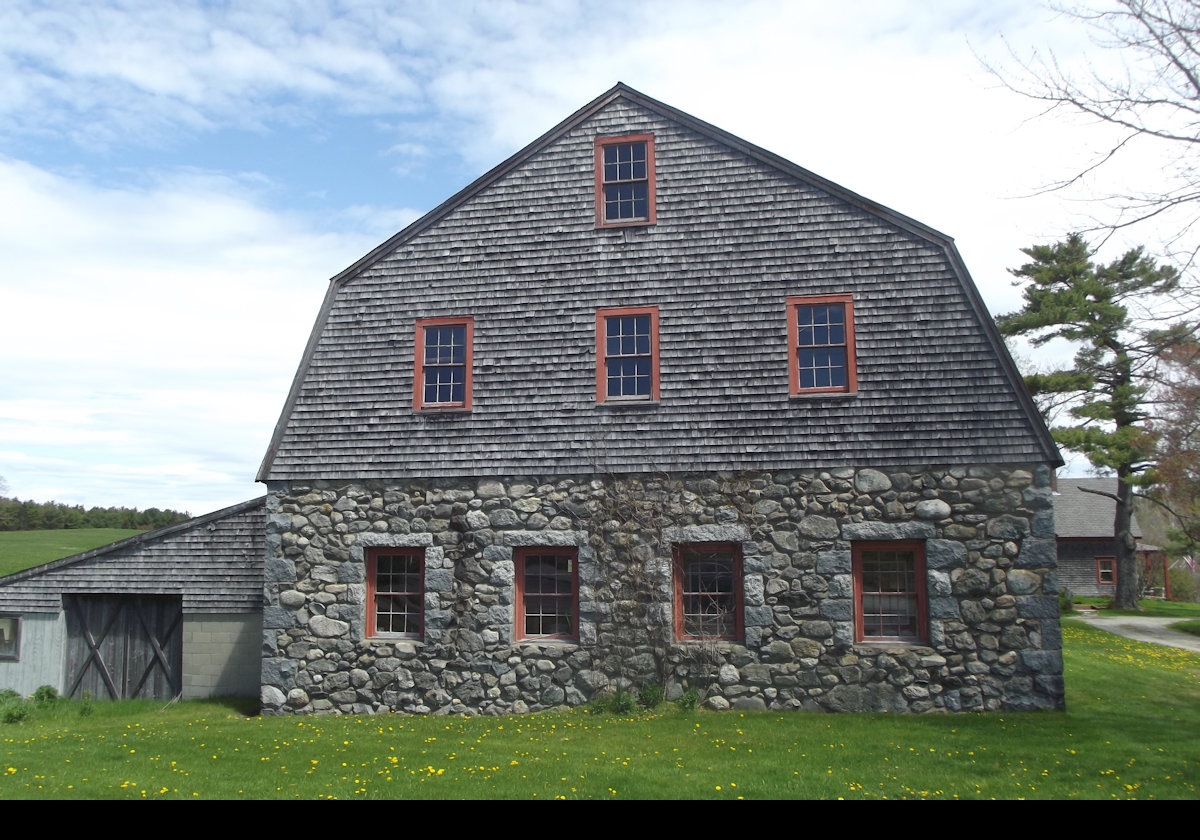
[[0, 615, 19, 661]]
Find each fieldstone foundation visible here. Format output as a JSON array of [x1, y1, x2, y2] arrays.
[[261, 465, 1064, 715]]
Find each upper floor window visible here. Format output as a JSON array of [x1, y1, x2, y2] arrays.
[[366, 548, 424, 639], [787, 295, 857, 395], [414, 317, 473, 411], [673, 543, 743, 641], [853, 541, 927, 643], [596, 306, 660, 403], [595, 134, 656, 227], [515, 548, 579, 641]]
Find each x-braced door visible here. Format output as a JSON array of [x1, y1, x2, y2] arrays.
[[64, 594, 183, 701]]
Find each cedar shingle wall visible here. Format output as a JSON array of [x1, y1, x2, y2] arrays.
[[0, 501, 265, 613], [267, 99, 1046, 479]]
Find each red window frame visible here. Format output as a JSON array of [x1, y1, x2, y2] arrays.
[[853, 541, 927, 643], [596, 306, 660, 403], [413, 316, 474, 411], [595, 133, 657, 228], [673, 543, 743, 641], [365, 548, 424, 639], [1096, 557, 1116, 585], [786, 294, 857, 395], [514, 548, 579, 641]]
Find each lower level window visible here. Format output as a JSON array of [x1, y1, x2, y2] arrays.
[[853, 542, 927, 643], [515, 548, 578, 640], [674, 543, 742, 640], [1097, 557, 1116, 584], [366, 549, 424, 638], [0, 615, 18, 661]]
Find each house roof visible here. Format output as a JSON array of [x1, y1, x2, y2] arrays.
[[258, 83, 1061, 482], [1053, 478, 1143, 539], [0, 497, 266, 613]]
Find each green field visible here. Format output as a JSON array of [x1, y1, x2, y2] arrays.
[[0, 529, 140, 578], [1, 620, 1196, 799]]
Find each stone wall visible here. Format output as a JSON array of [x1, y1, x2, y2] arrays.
[[261, 465, 1063, 715]]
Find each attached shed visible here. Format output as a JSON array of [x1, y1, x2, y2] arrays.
[[0, 497, 264, 700]]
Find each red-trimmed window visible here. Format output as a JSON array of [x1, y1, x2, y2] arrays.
[[787, 295, 857, 395], [673, 543, 743, 641], [0, 615, 19, 661], [414, 317, 473, 411], [1097, 557, 1116, 585], [595, 134, 656, 227], [515, 548, 579, 641], [596, 306, 660, 402], [853, 542, 927, 643], [366, 548, 424, 639]]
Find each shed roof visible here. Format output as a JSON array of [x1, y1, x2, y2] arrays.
[[0, 497, 265, 614], [1054, 478, 1143, 539]]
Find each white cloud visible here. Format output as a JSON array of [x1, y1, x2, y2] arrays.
[[0, 0, 1174, 511]]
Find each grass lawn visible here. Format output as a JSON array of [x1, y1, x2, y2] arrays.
[[1169, 620, 1200, 638], [1, 620, 1197, 799], [1073, 598, 1200, 618], [0, 529, 140, 578]]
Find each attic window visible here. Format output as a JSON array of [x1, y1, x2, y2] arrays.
[[595, 134, 656, 227], [414, 317, 473, 411]]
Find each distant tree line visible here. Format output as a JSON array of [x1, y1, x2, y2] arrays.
[[0, 497, 191, 532]]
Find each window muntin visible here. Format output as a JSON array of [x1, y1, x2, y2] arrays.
[[596, 306, 660, 402], [787, 295, 857, 395], [414, 317, 473, 411], [366, 549, 424, 639], [1097, 557, 1116, 584], [595, 134, 656, 227], [673, 544, 743, 641], [0, 615, 19, 661], [515, 548, 578, 641], [853, 542, 927, 643]]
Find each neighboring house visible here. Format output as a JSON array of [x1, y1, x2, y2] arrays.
[[1054, 478, 1158, 598], [0, 498, 264, 700], [256, 83, 1065, 714]]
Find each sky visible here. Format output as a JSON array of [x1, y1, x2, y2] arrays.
[[0, 0, 1170, 516]]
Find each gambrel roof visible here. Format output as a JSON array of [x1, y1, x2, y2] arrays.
[[0, 497, 266, 613], [259, 83, 1060, 481]]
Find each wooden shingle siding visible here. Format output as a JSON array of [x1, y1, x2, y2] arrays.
[[259, 86, 1058, 482], [0, 498, 265, 614]]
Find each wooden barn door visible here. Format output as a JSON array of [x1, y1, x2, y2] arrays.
[[64, 594, 183, 701]]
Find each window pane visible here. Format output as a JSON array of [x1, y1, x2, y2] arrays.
[[522, 552, 576, 638], [373, 552, 422, 637], [858, 548, 921, 640], [678, 547, 740, 639]]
